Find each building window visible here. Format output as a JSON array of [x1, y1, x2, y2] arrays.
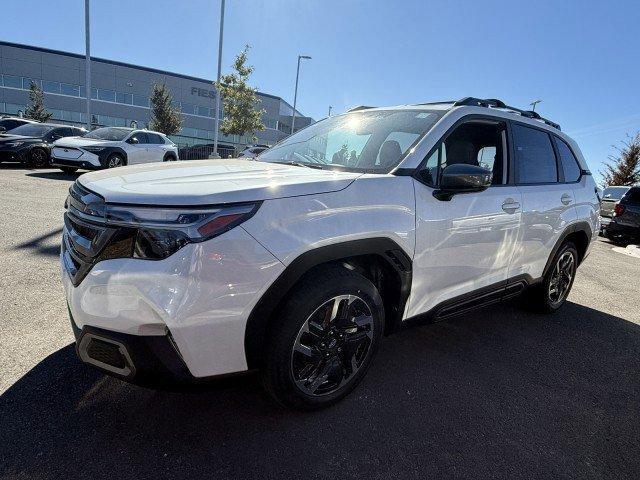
[[132, 94, 149, 107], [61, 83, 80, 96], [2, 75, 21, 89], [97, 89, 116, 102], [198, 106, 210, 117], [116, 92, 132, 105], [22, 77, 41, 89], [42, 80, 60, 94]]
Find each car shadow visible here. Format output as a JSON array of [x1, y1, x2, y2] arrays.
[[12, 228, 62, 257], [25, 170, 82, 180], [1, 302, 639, 479]]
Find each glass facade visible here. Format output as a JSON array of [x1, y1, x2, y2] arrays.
[[0, 42, 313, 150]]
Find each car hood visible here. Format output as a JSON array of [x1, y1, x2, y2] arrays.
[[53, 137, 118, 148], [78, 159, 362, 205]]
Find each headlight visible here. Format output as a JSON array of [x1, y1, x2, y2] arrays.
[[104, 202, 261, 259], [83, 146, 106, 153]]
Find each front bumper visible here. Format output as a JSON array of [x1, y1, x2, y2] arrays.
[[71, 314, 196, 386], [62, 226, 285, 379], [0, 145, 27, 163]]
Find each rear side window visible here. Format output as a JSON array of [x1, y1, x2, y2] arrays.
[[147, 133, 162, 144], [130, 132, 149, 144], [624, 187, 640, 203], [555, 137, 581, 182], [513, 124, 557, 184]]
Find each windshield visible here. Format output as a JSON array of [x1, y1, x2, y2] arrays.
[[83, 127, 131, 141], [5, 123, 55, 137], [603, 186, 630, 200], [258, 109, 442, 173]]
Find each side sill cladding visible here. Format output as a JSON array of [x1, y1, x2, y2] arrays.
[[243, 238, 412, 369]]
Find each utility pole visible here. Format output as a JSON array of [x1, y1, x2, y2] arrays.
[[213, 0, 225, 157], [530, 99, 542, 112], [291, 55, 311, 134], [84, 0, 91, 130], [328, 106, 332, 117]]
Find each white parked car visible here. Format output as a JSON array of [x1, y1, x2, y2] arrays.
[[51, 127, 178, 174], [238, 144, 269, 158], [61, 98, 599, 409]]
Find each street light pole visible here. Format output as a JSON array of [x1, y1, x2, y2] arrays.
[[328, 106, 332, 117], [291, 55, 311, 135], [84, 0, 91, 130], [213, 0, 225, 157]]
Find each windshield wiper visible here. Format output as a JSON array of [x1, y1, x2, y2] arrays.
[[274, 160, 325, 170]]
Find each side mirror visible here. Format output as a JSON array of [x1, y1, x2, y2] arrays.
[[434, 164, 492, 201], [127, 136, 139, 144]]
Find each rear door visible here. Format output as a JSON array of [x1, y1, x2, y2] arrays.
[[508, 123, 578, 280], [145, 133, 166, 162], [124, 131, 148, 164]]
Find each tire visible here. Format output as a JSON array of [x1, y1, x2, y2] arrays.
[[59, 167, 78, 174], [29, 148, 49, 167], [106, 153, 125, 168], [262, 265, 385, 410], [522, 242, 578, 313], [163, 154, 177, 162]]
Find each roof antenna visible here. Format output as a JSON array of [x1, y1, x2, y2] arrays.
[[529, 99, 542, 112]]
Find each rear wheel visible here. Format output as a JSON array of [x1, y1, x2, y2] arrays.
[[262, 265, 384, 410], [59, 167, 78, 174], [522, 242, 578, 313], [163, 154, 177, 162]]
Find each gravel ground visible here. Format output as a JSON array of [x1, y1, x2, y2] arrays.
[[1, 164, 639, 479]]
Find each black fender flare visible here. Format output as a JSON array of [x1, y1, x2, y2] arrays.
[[244, 237, 412, 369], [97, 147, 128, 167], [163, 152, 177, 161], [542, 221, 593, 278]]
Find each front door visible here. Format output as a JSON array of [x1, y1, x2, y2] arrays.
[[406, 118, 522, 318]]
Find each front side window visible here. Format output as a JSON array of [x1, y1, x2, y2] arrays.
[[418, 120, 506, 186], [513, 124, 557, 184], [554, 136, 581, 182], [83, 127, 131, 141], [258, 109, 442, 173]]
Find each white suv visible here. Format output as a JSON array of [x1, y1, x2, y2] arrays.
[[61, 98, 599, 409], [51, 126, 178, 174]]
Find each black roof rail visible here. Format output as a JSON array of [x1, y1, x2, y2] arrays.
[[451, 97, 561, 130]]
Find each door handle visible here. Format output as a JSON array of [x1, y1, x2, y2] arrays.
[[502, 198, 520, 213], [561, 193, 573, 205]]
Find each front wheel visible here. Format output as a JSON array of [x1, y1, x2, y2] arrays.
[[262, 265, 384, 410], [59, 167, 78, 174], [523, 242, 578, 313], [106, 154, 125, 168]]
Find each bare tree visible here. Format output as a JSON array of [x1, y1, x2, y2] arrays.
[[601, 133, 640, 187]]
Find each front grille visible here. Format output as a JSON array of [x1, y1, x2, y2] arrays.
[[63, 182, 134, 286]]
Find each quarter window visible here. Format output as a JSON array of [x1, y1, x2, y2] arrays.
[[513, 124, 557, 184], [555, 137, 581, 182]]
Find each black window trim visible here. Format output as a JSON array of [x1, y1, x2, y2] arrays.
[[509, 120, 562, 186], [551, 134, 584, 184], [411, 114, 511, 188]]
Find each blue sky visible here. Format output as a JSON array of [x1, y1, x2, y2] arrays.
[[3, 0, 639, 182]]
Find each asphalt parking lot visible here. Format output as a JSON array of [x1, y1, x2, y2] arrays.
[[1, 164, 640, 480]]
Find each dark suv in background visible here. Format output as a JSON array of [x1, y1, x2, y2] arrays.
[[599, 186, 630, 235], [0, 122, 85, 167], [606, 186, 640, 245]]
